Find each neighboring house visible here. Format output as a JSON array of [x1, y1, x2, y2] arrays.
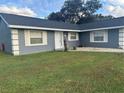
[[0, 13, 124, 55]]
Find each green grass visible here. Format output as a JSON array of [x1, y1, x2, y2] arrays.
[[0, 51, 124, 93]]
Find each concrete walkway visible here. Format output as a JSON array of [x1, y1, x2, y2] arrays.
[[71, 47, 124, 53]]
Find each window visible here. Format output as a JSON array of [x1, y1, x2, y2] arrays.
[[30, 32, 43, 44], [25, 30, 47, 46], [68, 32, 79, 41], [90, 30, 108, 43]]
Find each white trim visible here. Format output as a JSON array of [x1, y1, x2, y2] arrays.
[[9, 25, 80, 32], [12, 45, 19, 50], [24, 30, 48, 46], [12, 40, 19, 45], [90, 30, 108, 43], [24, 30, 30, 46], [119, 28, 124, 49], [11, 29, 20, 55], [13, 51, 19, 56], [43, 31, 48, 45], [11, 34, 19, 40], [0, 15, 9, 26], [80, 26, 124, 32], [9, 25, 124, 32]]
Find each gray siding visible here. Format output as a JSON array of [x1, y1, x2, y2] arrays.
[[18, 30, 55, 55], [18, 31, 80, 55], [67, 41, 79, 48], [0, 17, 12, 53], [79, 29, 119, 48]]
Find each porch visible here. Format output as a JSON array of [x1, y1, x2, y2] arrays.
[[71, 47, 124, 53]]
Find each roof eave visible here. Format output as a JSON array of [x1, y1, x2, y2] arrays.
[[9, 25, 81, 32], [0, 15, 9, 26], [9, 25, 124, 32], [80, 26, 124, 32]]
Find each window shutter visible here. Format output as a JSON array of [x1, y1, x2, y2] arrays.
[[68, 33, 71, 41], [90, 32, 93, 42], [24, 30, 30, 46], [76, 33, 79, 40], [104, 31, 108, 42], [43, 31, 48, 45]]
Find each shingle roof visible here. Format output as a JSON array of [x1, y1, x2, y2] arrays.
[[0, 13, 79, 30], [79, 17, 124, 31], [1, 13, 124, 32]]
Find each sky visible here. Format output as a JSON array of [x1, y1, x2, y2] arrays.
[[0, 0, 124, 18]]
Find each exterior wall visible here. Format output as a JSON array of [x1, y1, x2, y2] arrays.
[[79, 29, 119, 48], [67, 41, 79, 48], [0, 17, 12, 53], [18, 29, 55, 55], [18, 31, 80, 55]]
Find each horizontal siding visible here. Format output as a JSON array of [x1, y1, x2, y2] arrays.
[[79, 29, 119, 48], [67, 41, 80, 47], [18, 30, 55, 55], [0, 17, 12, 53]]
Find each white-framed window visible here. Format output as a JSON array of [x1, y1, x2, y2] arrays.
[[24, 30, 47, 46], [90, 30, 108, 43], [68, 32, 79, 41], [30, 31, 43, 44]]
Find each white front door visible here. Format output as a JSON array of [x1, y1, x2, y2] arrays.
[[55, 32, 64, 50]]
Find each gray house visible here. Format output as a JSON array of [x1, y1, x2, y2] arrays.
[[0, 13, 124, 55]]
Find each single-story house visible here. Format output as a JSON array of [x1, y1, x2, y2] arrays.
[[0, 13, 124, 55]]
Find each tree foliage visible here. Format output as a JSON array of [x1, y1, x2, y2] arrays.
[[48, 12, 64, 22], [77, 14, 114, 24], [48, 0, 112, 24]]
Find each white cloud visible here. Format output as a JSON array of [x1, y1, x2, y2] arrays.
[[0, 5, 37, 17], [107, 0, 124, 6], [104, 5, 124, 17], [102, 0, 124, 17]]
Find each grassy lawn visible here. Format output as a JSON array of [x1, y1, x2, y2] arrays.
[[0, 52, 124, 93]]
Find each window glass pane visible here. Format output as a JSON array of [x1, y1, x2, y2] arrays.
[[94, 36, 104, 41], [30, 31, 43, 44], [30, 38, 43, 44], [93, 31, 104, 42], [71, 33, 76, 36], [70, 32, 77, 39], [93, 31, 104, 37], [30, 31, 43, 38], [71, 36, 76, 39]]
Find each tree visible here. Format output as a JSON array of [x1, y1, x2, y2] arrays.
[[94, 14, 113, 21], [48, 0, 103, 24], [60, 0, 84, 23], [77, 14, 114, 24], [47, 12, 64, 22]]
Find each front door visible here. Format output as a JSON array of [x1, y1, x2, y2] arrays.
[[55, 32, 64, 50]]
